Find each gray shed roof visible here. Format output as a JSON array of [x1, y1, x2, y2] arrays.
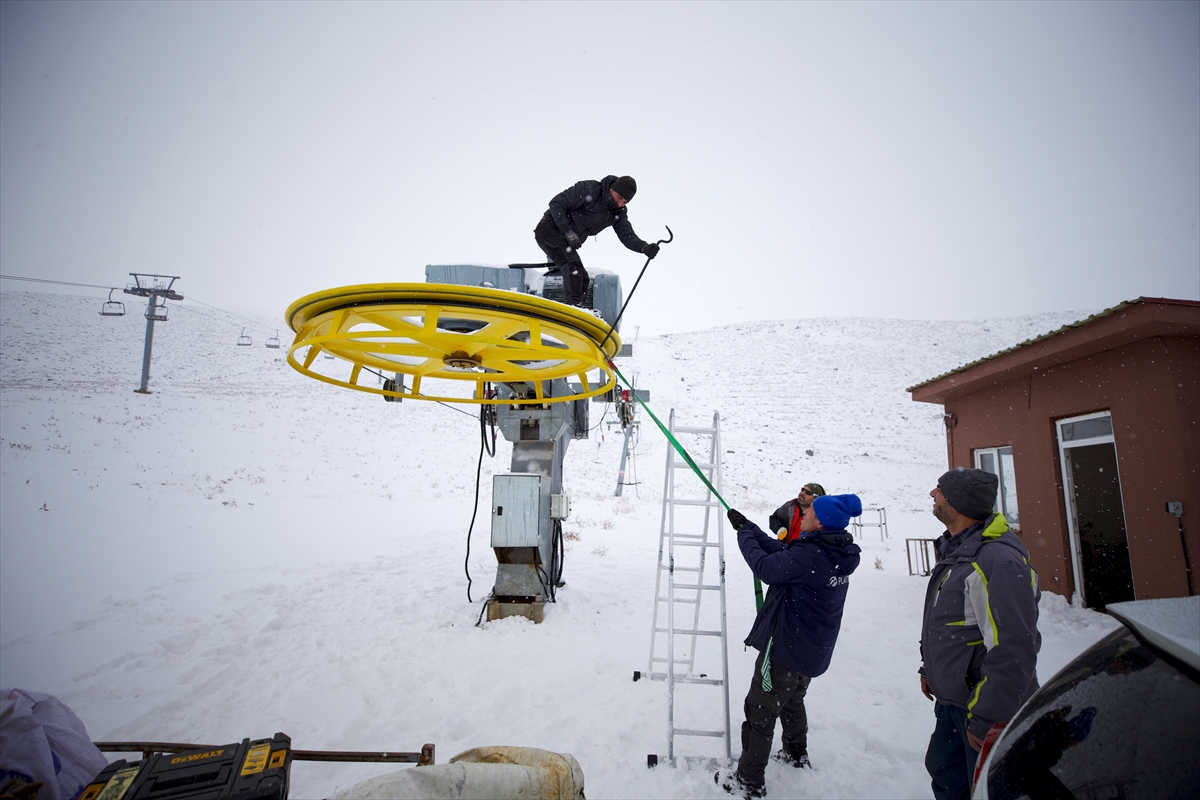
[[905, 297, 1173, 393]]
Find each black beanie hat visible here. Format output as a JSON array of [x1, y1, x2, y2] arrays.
[[611, 175, 637, 201], [938, 468, 998, 521]]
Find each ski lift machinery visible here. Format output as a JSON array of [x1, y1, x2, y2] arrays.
[[284, 264, 632, 623]]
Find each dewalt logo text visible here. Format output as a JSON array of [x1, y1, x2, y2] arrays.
[[170, 749, 225, 765]]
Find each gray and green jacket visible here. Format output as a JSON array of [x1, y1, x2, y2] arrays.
[[919, 513, 1041, 739]]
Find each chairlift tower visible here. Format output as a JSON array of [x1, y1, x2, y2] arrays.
[[608, 378, 649, 497], [124, 273, 183, 394]]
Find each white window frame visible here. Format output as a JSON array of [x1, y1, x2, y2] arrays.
[[1055, 410, 1131, 606], [973, 445, 1020, 530]]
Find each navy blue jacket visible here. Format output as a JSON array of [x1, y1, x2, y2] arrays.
[[543, 175, 648, 252], [738, 520, 861, 678]]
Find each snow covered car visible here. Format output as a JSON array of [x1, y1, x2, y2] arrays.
[[971, 596, 1199, 800]]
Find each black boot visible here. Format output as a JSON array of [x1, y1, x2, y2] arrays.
[[774, 748, 811, 769], [715, 768, 766, 798]]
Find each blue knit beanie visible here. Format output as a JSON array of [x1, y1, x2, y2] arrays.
[[812, 493, 863, 532]]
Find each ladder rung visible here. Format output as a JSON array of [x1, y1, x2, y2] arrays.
[[650, 658, 697, 666], [654, 599, 700, 605], [675, 677, 724, 686], [656, 628, 722, 637], [671, 499, 722, 507], [673, 462, 716, 471], [672, 584, 722, 591], [668, 533, 707, 539], [672, 455, 715, 470], [671, 541, 721, 548], [672, 728, 725, 738], [667, 566, 702, 573], [672, 426, 717, 435]]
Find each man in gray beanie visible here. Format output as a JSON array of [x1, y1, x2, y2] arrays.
[[918, 468, 1042, 800], [534, 175, 659, 307]]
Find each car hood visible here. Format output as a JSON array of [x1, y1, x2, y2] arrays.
[[1106, 596, 1200, 672]]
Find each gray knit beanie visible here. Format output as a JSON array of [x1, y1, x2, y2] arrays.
[[938, 468, 998, 521]]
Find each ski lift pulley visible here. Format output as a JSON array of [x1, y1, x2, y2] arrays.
[[100, 289, 126, 317], [284, 282, 622, 404], [237, 327, 252, 346]]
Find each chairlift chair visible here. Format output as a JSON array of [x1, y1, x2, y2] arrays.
[[145, 297, 168, 321], [265, 330, 281, 349], [100, 289, 126, 317], [237, 327, 253, 346]]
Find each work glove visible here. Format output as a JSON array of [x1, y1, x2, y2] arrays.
[[565, 231, 582, 250], [641, 242, 660, 258], [727, 508, 750, 531]]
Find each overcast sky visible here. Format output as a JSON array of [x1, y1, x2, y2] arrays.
[[2, 1, 1197, 336]]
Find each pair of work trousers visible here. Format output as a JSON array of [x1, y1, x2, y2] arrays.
[[533, 215, 588, 306], [925, 702, 980, 800], [737, 648, 812, 787]]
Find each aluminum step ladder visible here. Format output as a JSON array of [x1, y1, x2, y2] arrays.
[[646, 409, 731, 765]]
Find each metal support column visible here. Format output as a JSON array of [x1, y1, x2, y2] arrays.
[[125, 273, 182, 395]]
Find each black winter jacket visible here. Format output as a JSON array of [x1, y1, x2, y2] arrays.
[[544, 175, 648, 253], [738, 520, 861, 678], [768, 499, 803, 538]]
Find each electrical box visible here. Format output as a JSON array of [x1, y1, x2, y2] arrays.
[[492, 474, 540, 548], [1166, 501, 1184, 517], [551, 494, 571, 520]]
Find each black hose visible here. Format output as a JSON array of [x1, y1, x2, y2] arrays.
[[553, 520, 565, 589], [464, 387, 498, 603], [475, 592, 493, 627], [464, 425, 486, 603]]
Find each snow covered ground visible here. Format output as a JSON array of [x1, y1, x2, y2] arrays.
[[0, 289, 1122, 798]]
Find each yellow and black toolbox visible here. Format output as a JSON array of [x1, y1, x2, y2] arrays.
[[81, 733, 292, 800]]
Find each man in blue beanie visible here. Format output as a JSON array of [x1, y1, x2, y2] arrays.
[[717, 495, 863, 798], [919, 468, 1041, 800]]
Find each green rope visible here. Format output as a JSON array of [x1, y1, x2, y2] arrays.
[[760, 637, 774, 692], [608, 361, 765, 611]]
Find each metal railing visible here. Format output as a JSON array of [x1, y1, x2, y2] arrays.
[[852, 507, 889, 541], [906, 538, 940, 576], [94, 741, 435, 766]]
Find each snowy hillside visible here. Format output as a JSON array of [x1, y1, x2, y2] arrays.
[[0, 289, 1121, 799]]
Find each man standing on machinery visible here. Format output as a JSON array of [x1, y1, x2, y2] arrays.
[[534, 175, 660, 307], [718, 495, 863, 798], [768, 483, 826, 541]]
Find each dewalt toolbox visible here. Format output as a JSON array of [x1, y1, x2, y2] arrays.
[[80, 733, 292, 800]]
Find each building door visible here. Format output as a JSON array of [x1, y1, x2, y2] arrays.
[[1056, 412, 1135, 609]]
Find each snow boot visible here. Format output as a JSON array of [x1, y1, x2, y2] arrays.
[[715, 768, 766, 799], [774, 749, 811, 769]]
